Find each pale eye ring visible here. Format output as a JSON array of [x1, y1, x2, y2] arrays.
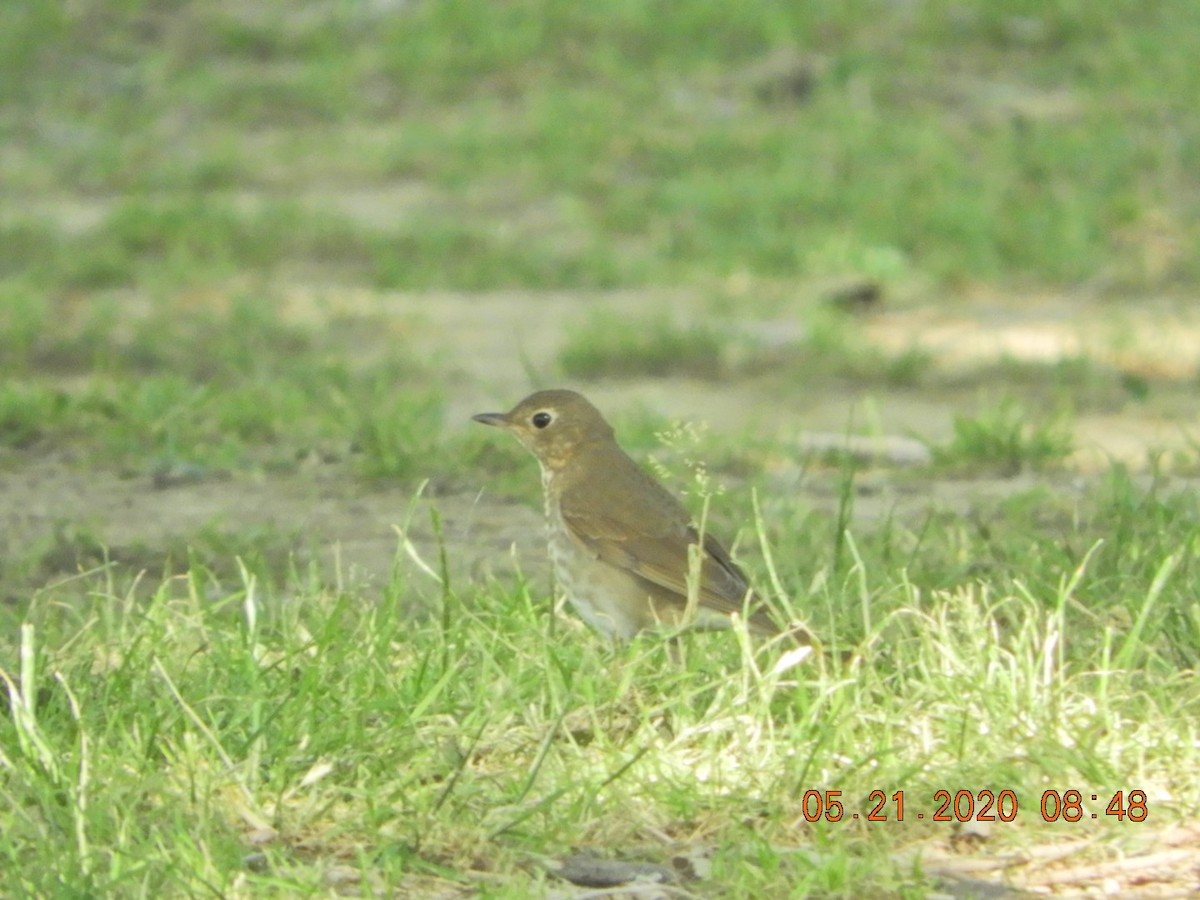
[[532, 411, 553, 429]]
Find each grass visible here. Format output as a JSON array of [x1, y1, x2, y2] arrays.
[[560, 311, 727, 379], [3, 363, 1198, 895], [2, 1, 1200, 895], [0, 291, 451, 479], [4, 1, 1200, 293], [769, 307, 937, 387], [558, 305, 937, 386], [2, 476, 1198, 896], [3, 281, 1195, 895], [930, 399, 1075, 474]]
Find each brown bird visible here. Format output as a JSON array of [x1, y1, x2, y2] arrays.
[[473, 389, 800, 641]]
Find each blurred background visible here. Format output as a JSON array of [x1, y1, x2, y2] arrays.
[[2, 0, 1199, 599]]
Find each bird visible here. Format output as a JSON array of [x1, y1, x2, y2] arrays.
[[472, 389, 807, 642]]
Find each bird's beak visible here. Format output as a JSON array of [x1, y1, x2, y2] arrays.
[[471, 412, 509, 428]]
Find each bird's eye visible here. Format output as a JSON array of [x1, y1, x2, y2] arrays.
[[532, 411, 553, 429]]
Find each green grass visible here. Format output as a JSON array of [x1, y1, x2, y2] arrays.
[[2, 2, 1199, 895], [2, 476, 1197, 896], [769, 307, 937, 387], [0, 521, 304, 607], [0, 291, 452, 478], [560, 311, 727, 379], [929, 399, 1075, 474], [5, 0, 1200, 293], [558, 305, 938, 386]]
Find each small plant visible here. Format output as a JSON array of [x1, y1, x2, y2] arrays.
[[931, 399, 1074, 474], [559, 312, 726, 379], [349, 386, 447, 481], [0, 382, 69, 449]]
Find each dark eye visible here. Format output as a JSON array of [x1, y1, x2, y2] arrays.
[[532, 411, 553, 429]]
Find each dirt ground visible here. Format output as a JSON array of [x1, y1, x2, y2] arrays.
[[3, 289, 1197, 606]]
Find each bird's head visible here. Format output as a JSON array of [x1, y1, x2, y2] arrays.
[[472, 389, 614, 471]]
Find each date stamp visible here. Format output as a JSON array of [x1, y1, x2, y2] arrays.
[[796, 789, 1148, 823]]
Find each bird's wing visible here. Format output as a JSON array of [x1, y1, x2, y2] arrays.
[[560, 496, 757, 619]]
